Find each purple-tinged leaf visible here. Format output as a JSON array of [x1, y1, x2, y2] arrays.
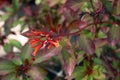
[[78, 20, 87, 30], [61, 7, 73, 22], [103, 14, 109, 21], [107, 25, 120, 46], [44, 46, 62, 59], [3, 52, 15, 60], [79, 34, 95, 55], [61, 38, 73, 55], [28, 67, 44, 80], [100, 26, 109, 33], [21, 7, 32, 16], [112, 0, 118, 10], [65, 54, 76, 76], [95, 38, 108, 48], [33, 46, 62, 64], [90, 26, 96, 34], [64, 0, 84, 8]]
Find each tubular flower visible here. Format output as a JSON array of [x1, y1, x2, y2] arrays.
[[22, 30, 60, 56]]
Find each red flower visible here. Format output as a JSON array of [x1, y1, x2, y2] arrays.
[[22, 30, 60, 56]]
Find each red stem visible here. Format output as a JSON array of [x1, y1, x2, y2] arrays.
[[60, 21, 120, 37]]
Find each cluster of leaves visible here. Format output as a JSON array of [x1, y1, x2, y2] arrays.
[[0, 0, 120, 80]]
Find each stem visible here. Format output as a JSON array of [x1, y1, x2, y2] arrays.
[[89, 0, 95, 11], [60, 21, 120, 37]]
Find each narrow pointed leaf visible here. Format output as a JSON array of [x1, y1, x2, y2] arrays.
[[21, 43, 33, 62]]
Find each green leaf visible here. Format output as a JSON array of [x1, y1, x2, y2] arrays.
[[5, 7, 14, 12], [112, 60, 119, 69], [0, 60, 16, 75], [73, 66, 86, 80], [77, 54, 84, 64], [60, 38, 72, 60], [108, 25, 120, 46], [116, 76, 120, 80], [88, 76, 93, 80], [115, 52, 120, 59], [44, 77, 50, 80], [98, 31, 106, 38], [1, 14, 10, 21], [79, 34, 95, 55], [101, 0, 112, 13], [10, 39, 22, 49], [95, 48, 102, 57], [12, 57, 23, 65], [21, 43, 33, 62], [3, 43, 12, 53], [12, 0, 19, 10], [12, 20, 20, 27], [20, 22, 26, 32], [0, 60, 16, 70], [93, 58, 102, 65], [35, 0, 41, 5], [2, 73, 18, 80]]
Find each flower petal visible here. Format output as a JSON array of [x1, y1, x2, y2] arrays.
[[32, 44, 43, 56]]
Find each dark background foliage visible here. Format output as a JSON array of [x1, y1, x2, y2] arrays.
[[0, 0, 120, 80]]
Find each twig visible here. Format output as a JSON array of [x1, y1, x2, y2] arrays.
[[60, 21, 120, 37]]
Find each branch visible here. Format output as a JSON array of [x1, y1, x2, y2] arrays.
[[60, 21, 120, 37]]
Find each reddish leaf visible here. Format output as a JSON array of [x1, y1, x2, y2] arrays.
[[78, 20, 86, 30], [44, 46, 62, 59], [21, 7, 32, 16], [61, 7, 73, 22], [90, 26, 96, 34], [100, 26, 109, 33], [28, 67, 44, 80], [95, 38, 108, 48], [0, 0, 7, 6], [112, 0, 118, 10], [65, 54, 76, 76]]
